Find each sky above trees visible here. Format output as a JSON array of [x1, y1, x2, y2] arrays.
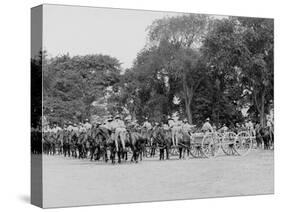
[[43, 4, 224, 69]]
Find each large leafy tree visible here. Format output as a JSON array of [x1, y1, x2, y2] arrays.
[[238, 17, 274, 126], [202, 17, 273, 126], [146, 14, 210, 123], [43, 53, 121, 125], [114, 47, 171, 123]]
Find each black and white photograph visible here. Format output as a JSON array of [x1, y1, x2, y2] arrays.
[[30, 3, 274, 209]]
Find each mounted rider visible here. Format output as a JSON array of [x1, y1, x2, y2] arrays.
[[111, 115, 127, 151], [84, 119, 92, 130], [168, 116, 176, 146], [202, 118, 213, 133], [170, 116, 182, 146], [182, 118, 196, 135], [142, 117, 152, 142]]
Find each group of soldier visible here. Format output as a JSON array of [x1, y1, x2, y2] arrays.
[[31, 114, 274, 161]]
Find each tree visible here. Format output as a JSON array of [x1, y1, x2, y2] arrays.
[[43, 53, 121, 124], [147, 14, 210, 123], [202, 17, 274, 126], [238, 17, 274, 126]]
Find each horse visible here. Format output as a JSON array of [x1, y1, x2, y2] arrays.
[[260, 126, 271, 150], [127, 130, 145, 163], [62, 131, 71, 157], [88, 127, 110, 162], [178, 130, 191, 159], [152, 127, 170, 160]]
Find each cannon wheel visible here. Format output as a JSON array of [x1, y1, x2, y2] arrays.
[[201, 132, 220, 158], [221, 132, 238, 156], [189, 134, 206, 158], [235, 131, 252, 156], [189, 142, 205, 158]]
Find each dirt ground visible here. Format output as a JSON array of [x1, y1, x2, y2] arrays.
[[42, 149, 274, 208]]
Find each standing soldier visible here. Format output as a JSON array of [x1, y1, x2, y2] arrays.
[[181, 118, 195, 159], [246, 119, 255, 137]]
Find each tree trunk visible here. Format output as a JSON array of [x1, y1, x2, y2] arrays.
[[254, 89, 266, 127], [186, 100, 192, 124], [182, 73, 193, 124], [260, 90, 266, 127]]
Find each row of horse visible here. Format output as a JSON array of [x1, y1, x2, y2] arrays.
[[33, 126, 191, 163], [31, 125, 273, 163]]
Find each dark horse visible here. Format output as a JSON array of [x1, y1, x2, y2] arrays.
[[178, 131, 191, 159], [89, 127, 109, 162], [108, 129, 144, 164], [152, 127, 170, 160], [260, 126, 272, 150]]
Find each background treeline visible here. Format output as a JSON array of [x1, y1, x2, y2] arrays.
[[32, 15, 273, 127]]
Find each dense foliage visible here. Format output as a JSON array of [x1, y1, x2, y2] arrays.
[[32, 15, 273, 127]]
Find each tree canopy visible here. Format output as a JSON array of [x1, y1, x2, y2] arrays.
[[39, 14, 273, 127]]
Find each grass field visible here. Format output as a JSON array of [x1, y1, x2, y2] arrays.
[[42, 149, 274, 208]]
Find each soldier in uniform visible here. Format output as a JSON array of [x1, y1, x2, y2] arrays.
[[142, 117, 152, 144], [180, 118, 195, 159], [84, 119, 92, 131], [202, 118, 213, 133], [111, 115, 127, 151], [218, 124, 228, 133]]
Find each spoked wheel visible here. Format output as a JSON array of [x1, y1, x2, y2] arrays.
[[189, 143, 205, 158], [235, 131, 252, 156], [201, 132, 220, 158], [221, 132, 238, 156]]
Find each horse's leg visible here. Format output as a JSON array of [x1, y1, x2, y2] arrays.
[[118, 150, 121, 163], [166, 146, 169, 160], [139, 146, 143, 161], [90, 146, 94, 161], [160, 148, 164, 160], [182, 147, 186, 159], [179, 147, 182, 159], [187, 142, 190, 158], [104, 147, 108, 162]]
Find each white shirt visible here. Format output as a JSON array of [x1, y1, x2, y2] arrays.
[[163, 124, 170, 130], [103, 121, 113, 131], [67, 125, 74, 132], [84, 122, 92, 130], [143, 121, 152, 130], [182, 123, 193, 133], [168, 119, 175, 128], [219, 126, 228, 133], [246, 121, 254, 129], [111, 119, 126, 129], [202, 122, 213, 132]]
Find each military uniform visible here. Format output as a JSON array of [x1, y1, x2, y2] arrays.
[[202, 120, 213, 133], [111, 117, 126, 151]]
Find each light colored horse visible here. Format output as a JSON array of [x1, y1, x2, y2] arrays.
[[171, 125, 183, 146], [114, 127, 127, 151]]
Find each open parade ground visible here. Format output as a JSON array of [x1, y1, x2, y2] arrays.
[[42, 150, 274, 208]]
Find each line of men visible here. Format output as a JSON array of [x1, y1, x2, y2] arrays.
[[40, 114, 274, 156]]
